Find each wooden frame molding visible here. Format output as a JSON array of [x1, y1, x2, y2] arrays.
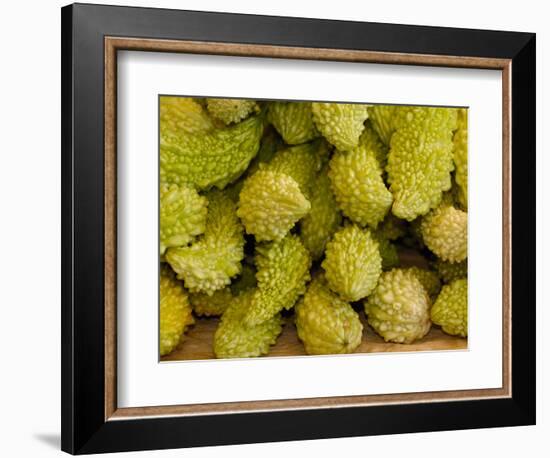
[[104, 36, 512, 422]]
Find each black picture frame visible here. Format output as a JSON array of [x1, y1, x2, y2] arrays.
[[61, 3, 536, 454]]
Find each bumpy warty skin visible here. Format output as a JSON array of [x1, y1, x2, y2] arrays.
[[189, 287, 233, 317], [371, 230, 399, 270], [295, 276, 363, 355], [158, 98, 468, 358], [206, 98, 259, 125], [434, 259, 468, 284], [359, 120, 389, 169], [322, 225, 382, 302], [264, 142, 322, 196], [165, 191, 244, 295], [159, 265, 194, 356], [421, 204, 468, 263], [160, 96, 214, 135], [386, 107, 458, 220], [313, 139, 333, 169], [214, 290, 283, 358], [159, 183, 207, 255], [404, 266, 442, 300], [228, 123, 303, 202], [244, 234, 311, 326], [453, 108, 468, 210], [237, 169, 310, 242], [246, 127, 285, 176], [378, 213, 407, 241], [368, 105, 397, 146], [398, 217, 425, 251], [230, 263, 257, 295], [311, 102, 369, 152], [223, 175, 246, 203], [328, 126, 393, 228], [439, 189, 456, 208], [365, 268, 431, 344], [299, 166, 342, 260], [267, 101, 319, 145], [160, 112, 263, 190], [431, 278, 468, 337]]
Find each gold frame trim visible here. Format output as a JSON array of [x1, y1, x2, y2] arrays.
[[104, 37, 512, 421]]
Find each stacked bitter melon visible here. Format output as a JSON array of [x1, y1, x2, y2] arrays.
[[159, 97, 468, 358]]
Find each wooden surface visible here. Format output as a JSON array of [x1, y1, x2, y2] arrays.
[[106, 37, 510, 70], [162, 249, 468, 361], [161, 313, 467, 362]]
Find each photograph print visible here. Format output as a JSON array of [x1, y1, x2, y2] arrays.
[[159, 97, 468, 361]]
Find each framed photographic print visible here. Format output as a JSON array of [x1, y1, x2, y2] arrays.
[[61, 3, 536, 455]]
